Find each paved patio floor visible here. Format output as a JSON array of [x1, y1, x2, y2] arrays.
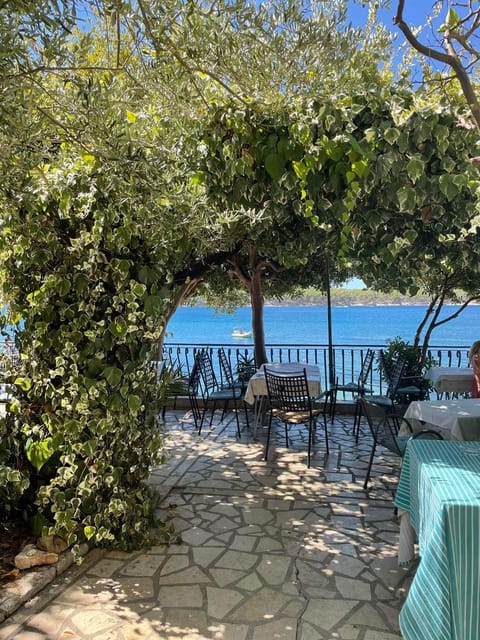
[[0, 409, 417, 639]]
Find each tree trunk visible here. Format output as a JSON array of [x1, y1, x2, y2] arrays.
[[156, 279, 202, 359], [250, 267, 267, 365]]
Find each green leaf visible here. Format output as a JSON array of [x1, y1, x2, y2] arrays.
[[107, 392, 123, 411], [292, 160, 308, 181], [145, 295, 162, 316], [30, 514, 48, 537], [14, 377, 31, 391], [109, 317, 127, 336], [351, 160, 368, 178], [406, 158, 425, 183], [103, 366, 123, 387], [191, 171, 205, 186], [26, 438, 54, 471], [74, 273, 89, 293], [57, 278, 71, 296], [83, 439, 97, 456], [384, 128, 400, 145], [128, 395, 142, 412], [265, 153, 285, 181], [439, 174, 459, 201], [379, 247, 395, 266], [84, 525, 96, 540], [87, 358, 104, 377], [132, 282, 147, 297], [111, 259, 130, 278], [396, 186, 416, 212], [439, 8, 460, 32]]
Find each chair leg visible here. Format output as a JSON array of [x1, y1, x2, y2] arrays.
[[243, 401, 250, 430], [264, 414, 273, 461], [363, 441, 377, 490], [323, 413, 329, 455], [329, 388, 337, 423], [307, 418, 313, 468], [355, 400, 363, 443], [189, 395, 201, 431], [284, 422, 289, 448], [231, 397, 241, 438], [353, 398, 361, 439], [209, 399, 218, 427]]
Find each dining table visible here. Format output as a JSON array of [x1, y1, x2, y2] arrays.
[[395, 439, 480, 640], [243, 362, 322, 436], [425, 366, 473, 394], [403, 398, 480, 440]]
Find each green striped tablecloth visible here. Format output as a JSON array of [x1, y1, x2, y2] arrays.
[[395, 439, 480, 640]]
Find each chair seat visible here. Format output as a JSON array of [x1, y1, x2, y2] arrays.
[[367, 395, 394, 407], [398, 385, 422, 394], [272, 407, 324, 424], [334, 382, 374, 395], [210, 388, 243, 400]]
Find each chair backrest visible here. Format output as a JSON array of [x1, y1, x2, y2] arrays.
[[264, 367, 311, 413], [409, 430, 444, 443], [218, 347, 235, 388], [358, 349, 375, 386], [188, 358, 202, 395], [386, 358, 407, 400], [378, 349, 393, 384], [196, 349, 218, 393], [361, 398, 406, 456]]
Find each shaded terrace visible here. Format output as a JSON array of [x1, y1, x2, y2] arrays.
[[1, 407, 416, 639]]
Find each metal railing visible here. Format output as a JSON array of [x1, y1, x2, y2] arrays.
[[1, 338, 470, 397], [163, 342, 472, 395]]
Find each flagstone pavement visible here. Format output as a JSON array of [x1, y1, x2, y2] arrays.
[[0, 409, 418, 640]]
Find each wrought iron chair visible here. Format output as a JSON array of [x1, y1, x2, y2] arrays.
[[263, 367, 329, 468], [196, 349, 244, 437], [217, 347, 250, 429], [378, 349, 426, 402], [354, 357, 407, 442], [187, 355, 207, 431], [328, 348, 375, 426], [218, 347, 246, 392], [361, 398, 443, 489]]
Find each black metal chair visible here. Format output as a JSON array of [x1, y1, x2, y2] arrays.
[[217, 347, 250, 429], [218, 347, 246, 392], [378, 349, 426, 402], [354, 357, 407, 442], [187, 355, 207, 431], [263, 367, 329, 468], [328, 348, 375, 426], [196, 349, 244, 437], [361, 398, 444, 489]]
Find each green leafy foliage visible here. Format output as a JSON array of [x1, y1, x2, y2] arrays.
[[0, 153, 181, 553]]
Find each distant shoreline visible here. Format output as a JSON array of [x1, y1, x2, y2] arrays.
[[188, 297, 477, 308], [189, 287, 475, 308]]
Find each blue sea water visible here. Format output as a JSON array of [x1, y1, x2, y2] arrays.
[[165, 304, 480, 347]]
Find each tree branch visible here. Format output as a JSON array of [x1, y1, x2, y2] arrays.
[[172, 243, 243, 284], [394, 1, 480, 129]]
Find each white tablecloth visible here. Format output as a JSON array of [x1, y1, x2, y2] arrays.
[[425, 367, 472, 393], [404, 398, 480, 440], [244, 363, 322, 406]]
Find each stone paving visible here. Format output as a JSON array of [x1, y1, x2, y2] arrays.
[[0, 409, 417, 639]]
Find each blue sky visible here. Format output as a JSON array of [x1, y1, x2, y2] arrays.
[[347, 2, 444, 31], [342, 277, 365, 289], [347, 1, 447, 60]]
